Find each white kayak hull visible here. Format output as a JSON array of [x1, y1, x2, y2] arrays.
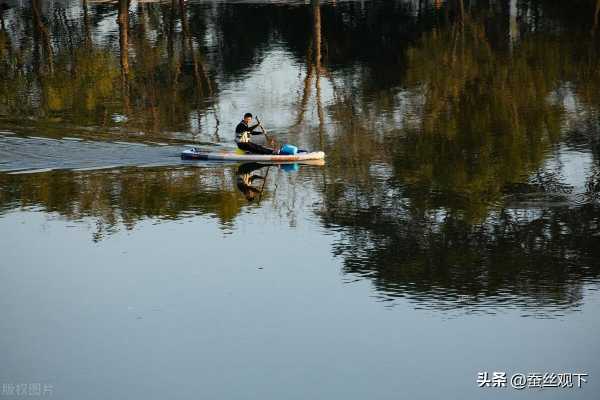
[[181, 148, 325, 162]]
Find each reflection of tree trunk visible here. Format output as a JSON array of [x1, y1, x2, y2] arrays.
[[294, 0, 326, 146], [213, 113, 221, 142], [180, 0, 217, 140], [593, 0, 600, 36], [58, 8, 76, 65], [31, 0, 53, 74], [118, 0, 130, 78], [511, 97, 520, 134], [509, 0, 519, 50], [1, 4, 13, 61], [315, 75, 324, 147], [313, 0, 322, 72], [313, 0, 324, 145], [118, 0, 130, 111], [32, 10, 41, 73], [0, 4, 6, 32], [294, 44, 313, 127], [179, 0, 212, 96], [139, 2, 148, 40], [133, 2, 160, 132], [168, 0, 180, 119], [82, 0, 92, 48], [167, 0, 177, 60]]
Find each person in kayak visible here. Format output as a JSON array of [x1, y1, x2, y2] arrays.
[[235, 113, 277, 155]]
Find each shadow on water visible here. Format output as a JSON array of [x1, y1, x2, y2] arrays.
[[1, 0, 600, 316]]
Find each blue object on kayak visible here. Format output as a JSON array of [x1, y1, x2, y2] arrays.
[[279, 144, 298, 155], [281, 163, 299, 172]]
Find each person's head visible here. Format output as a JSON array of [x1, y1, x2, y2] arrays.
[[243, 113, 253, 125], [236, 180, 257, 202]]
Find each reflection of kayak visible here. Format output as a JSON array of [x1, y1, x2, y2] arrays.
[[181, 147, 325, 162]]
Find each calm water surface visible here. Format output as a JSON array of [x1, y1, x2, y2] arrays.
[[1, 0, 600, 399]]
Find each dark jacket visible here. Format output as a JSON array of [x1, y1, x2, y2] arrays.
[[235, 120, 261, 137]]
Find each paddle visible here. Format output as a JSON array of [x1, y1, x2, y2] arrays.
[[256, 117, 307, 153], [258, 166, 270, 204], [256, 117, 276, 148]]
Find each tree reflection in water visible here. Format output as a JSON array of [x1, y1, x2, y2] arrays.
[[1, 0, 600, 313]]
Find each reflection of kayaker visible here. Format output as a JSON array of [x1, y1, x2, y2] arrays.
[[235, 113, 277, 155], [236, 163, 268, 202]]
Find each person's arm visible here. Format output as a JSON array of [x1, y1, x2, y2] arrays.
[[249, 174, 265, 183], [248, 123, 261, 134], [236, 122, 261, 135]]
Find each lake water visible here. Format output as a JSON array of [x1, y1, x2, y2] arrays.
[[1, 1, 600, 399]]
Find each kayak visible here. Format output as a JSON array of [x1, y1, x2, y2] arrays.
[[181, 147, 325, 162]]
